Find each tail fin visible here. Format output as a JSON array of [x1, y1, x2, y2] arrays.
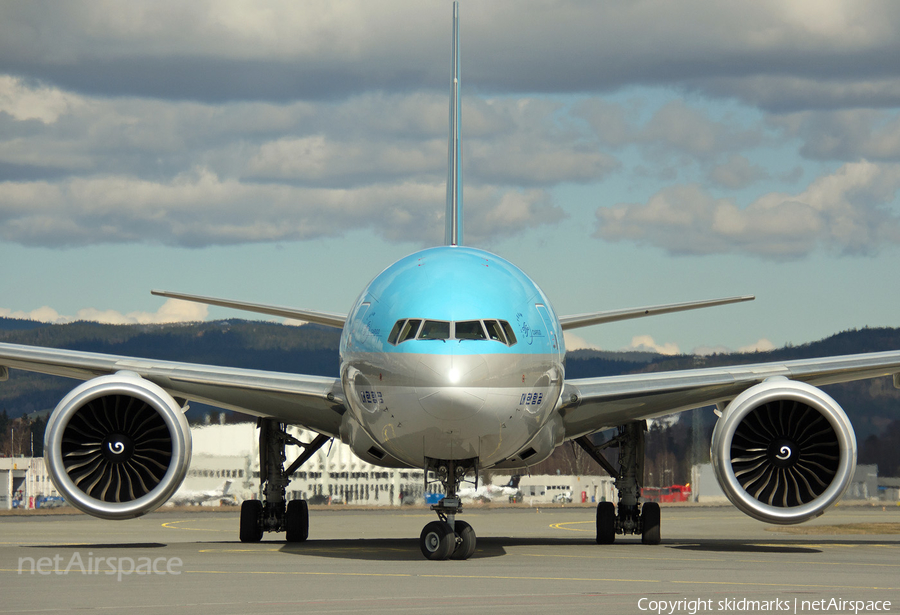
[[444, 1, 463, 246]]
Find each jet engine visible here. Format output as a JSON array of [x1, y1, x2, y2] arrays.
[[711, 378, 856, 524], [44, 372, 191, 520]]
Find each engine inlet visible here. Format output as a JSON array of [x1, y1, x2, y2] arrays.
[[730, 400, 839, 508], [62, 395, 173, 503]]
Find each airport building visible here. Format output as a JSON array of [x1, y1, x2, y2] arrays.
[[184, 423, 615, 506], [2, 422, 893, 509], [2, 422, 614, 508], [689, 463, 884, 503], [1, 457, 51, 509]]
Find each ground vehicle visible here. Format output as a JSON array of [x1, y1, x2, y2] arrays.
[[641, 485, 691, 503], [36, 496, 67, 508], [552, 492, 574, 503]]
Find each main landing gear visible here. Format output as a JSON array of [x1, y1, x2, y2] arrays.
[[419, 458, 478, 560], [576, 421, 661, 545], [240, 419, 329, 544]]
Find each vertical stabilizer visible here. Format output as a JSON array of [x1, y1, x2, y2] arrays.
[[445, 1, 463, 246]]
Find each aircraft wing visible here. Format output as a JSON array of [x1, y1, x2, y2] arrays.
[[151, 290, 347, 329], [0, 342, 345, 436], [558, 296, 754, 330], [559, 350, 900, 439]]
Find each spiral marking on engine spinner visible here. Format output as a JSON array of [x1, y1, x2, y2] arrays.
[[108, 441, 125, 455], [775, 445, 791, 461]]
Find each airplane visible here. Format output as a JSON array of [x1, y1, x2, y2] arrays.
[[167, 480, 235, 507], [0, 2, 899, 560], [458, 476, 522, 503]]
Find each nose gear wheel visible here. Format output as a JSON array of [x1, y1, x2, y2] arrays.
[[419, 457, 479, 560]]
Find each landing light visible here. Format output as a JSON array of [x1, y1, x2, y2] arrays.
[[448, 368, 460, 384]]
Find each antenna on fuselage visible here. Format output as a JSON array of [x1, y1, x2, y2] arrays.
[[444, 1, 463, 247]]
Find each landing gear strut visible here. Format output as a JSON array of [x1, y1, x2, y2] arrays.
[[419, 457, 478, 560], [576, 420, 661, 545], [239, 419, 329, 543]]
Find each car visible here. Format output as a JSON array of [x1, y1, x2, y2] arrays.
[[37, 496, 66, 508]]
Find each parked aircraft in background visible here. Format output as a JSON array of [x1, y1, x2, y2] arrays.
[[1, 3, 900, 560], [167, 480, 235, 507], [458, 476, 522, 503]]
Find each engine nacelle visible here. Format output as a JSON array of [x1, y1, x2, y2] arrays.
[[44, 372, 192, 520], [711, 378, 856, 524]]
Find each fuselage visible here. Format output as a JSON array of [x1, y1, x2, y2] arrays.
[[339, 246, 565, 469]]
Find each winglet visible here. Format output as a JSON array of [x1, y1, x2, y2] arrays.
[[444, 1, 463, 246]]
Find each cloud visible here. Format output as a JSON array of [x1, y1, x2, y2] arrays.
[[3, 4, 900, 257], [469, 188, 567, 244], [693, 338, 775, 355], [0, 306, 64, 323], [0, 82, 612, 191], [563, 332, 601, 351], [639, 102, 762, 161], [0, 75, 82, 123], [595, 161, 900, 259], [4, 1, 898, 110], [624, 335, 680, 355], [696, 76, 900, 114], [572, 100, 635, 148], [245, 135, 445, 186], [770, 110, 900, 161], [577, 99, 764, 160], [738, 338, 775, 353], [0, 299, 207, 325], [575, 99, 770, 181], [0, 78, 582, 249], [0, 169, 566, 248], [707, 155, 770, 189]]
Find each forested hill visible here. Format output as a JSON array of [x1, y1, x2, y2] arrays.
[[1, 318, 899, 439], [0, 318, 342, 417]]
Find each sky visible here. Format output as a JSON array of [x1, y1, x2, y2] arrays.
[[2, 0, 900, 356]]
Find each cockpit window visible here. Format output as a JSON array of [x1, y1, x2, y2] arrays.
[[455, 320, 486, 340], [418, 320, 450, 340], [484, 320, 506, 343], [501, 321, 517, 346], [387, 320, 404, 345], [398, 319, 422, 343], [389, 318, 517, 346]]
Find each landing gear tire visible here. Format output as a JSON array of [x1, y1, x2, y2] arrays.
[[450, 520, 476, 560], [240, 500, 263, 543], [641, 502, 661, 545], [420, 521, 455, 560], [285, 500, 309, 543], [596, 501, 616, 544]]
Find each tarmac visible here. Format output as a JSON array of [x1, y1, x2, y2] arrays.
[[1, 503, 898, 614]]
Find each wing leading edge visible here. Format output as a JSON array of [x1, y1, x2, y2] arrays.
[[559, 295, 754, 330], [559, 349, 900, 439], [0, 342, 345, 436], [151, 290, 347, 329]]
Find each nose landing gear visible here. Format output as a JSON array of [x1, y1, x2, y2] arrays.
[[419, 458, 478, 560]]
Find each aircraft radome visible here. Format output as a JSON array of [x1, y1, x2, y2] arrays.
[[1, 3, 898, 560]]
